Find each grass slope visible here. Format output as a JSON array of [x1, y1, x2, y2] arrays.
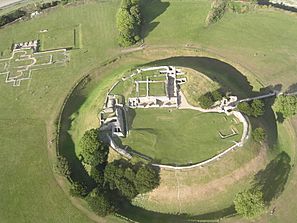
[[0, 1, 121, 223]]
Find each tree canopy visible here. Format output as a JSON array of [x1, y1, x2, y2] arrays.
[[237, 99, 264, 117], [104, 160, 160, 199], [134, 165, 160, 194], [234, 189, 265, 219], [116, 0, 141, 46], [55, 155, 71, 178], [86, 188, 114, 217], [69, 181, 88, 198], [79, 129, 109, 166], [198, 91, 223, 109], [252, 127, 265, 143], [274, 95, 297, 118]]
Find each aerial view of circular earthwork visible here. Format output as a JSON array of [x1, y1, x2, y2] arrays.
[[1, 0, 297, 222]]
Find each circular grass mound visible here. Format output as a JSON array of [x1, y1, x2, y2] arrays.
[[122, 108, 243, 165]]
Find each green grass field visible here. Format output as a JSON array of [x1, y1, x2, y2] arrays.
[[122, 108, 242, 165], [1, 0, 297, 222]]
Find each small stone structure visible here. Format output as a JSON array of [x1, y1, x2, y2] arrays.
[[100, 95, 127, 137], [14, 40, 39, 52]]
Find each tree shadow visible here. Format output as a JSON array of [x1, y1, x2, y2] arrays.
[[127, 107, 136, 131], [144, 56, 254, 98], [140, 0, 170, 38], [252, 151, 291, 205], [252, 84, 282, 149], [58, 75, 95, 190], [286, 82, 297, 94], [117, 201, 235, 223]]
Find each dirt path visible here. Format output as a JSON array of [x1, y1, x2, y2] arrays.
[[146, 147, 267, 209]]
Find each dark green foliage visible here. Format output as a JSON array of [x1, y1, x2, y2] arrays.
[[237, 99, 264, 117], [274, 95, 297, 118], [251, 99, 264, 117], [134, 165, 160, 194], [211, 90, 223, 102], [39, 1, 60, 10], [104, 160, 137, 199], [90, 166, 105, 186], [198, 93, 214, 109], [69, 181, 88, 198], [198, 91, 223, 109], [116, 0, 142, 46], [79, 129, 109, 166], [205, 0, 228, 26], [237, 101, 252, 116], [234, 189, 265, 219], [252, 127, 265, 143], [55, 155, 71, 177], [0, 10, 26, 27], [117, 177, 138, 199], [104, 161, 125, 190], [104, 160, 159, 199], [124, 167, 136, 182], [86, 188, 114, 216]]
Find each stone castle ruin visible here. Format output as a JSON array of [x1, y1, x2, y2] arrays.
[[100, 66, 188, 138], [128, 66, 187, 108]]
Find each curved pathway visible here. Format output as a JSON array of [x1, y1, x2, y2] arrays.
[[151, 92, 250, 170]]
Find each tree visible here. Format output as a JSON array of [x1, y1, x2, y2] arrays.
[[79, 129, 109, 166], [104, 161, 125, 190], [86, 188, 114, 217], [234, 189, 265, 219], [237, 100, 264, 117], [55, 155, 71, 177], [117, 177, 138, 199], [135, 165, 160, 194], [251, 99, 264, 117], [198, 93, 214, 109], [69, 181, 88, 198], [252, 127, 265, 143], [90, 166, 104, 186], [211, 90, 223, 102], [124, 167, 136, 182], [116, 0, 142, 47], [274, 95, 297, 118], [237, 102, 252, 116]]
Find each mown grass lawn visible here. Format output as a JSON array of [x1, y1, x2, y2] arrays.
[[1, 0, 297, 222], [122, 108, 242, 165], [142, 0, 297, 88], [0, 1, 121, 223]]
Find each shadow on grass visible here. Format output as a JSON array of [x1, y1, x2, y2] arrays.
[[252, 151, 291, 205], [145, 56, 254, 98], [118, 201, 235, 223], [58, 76, 95, 190], [140, 0, 170, 38]]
